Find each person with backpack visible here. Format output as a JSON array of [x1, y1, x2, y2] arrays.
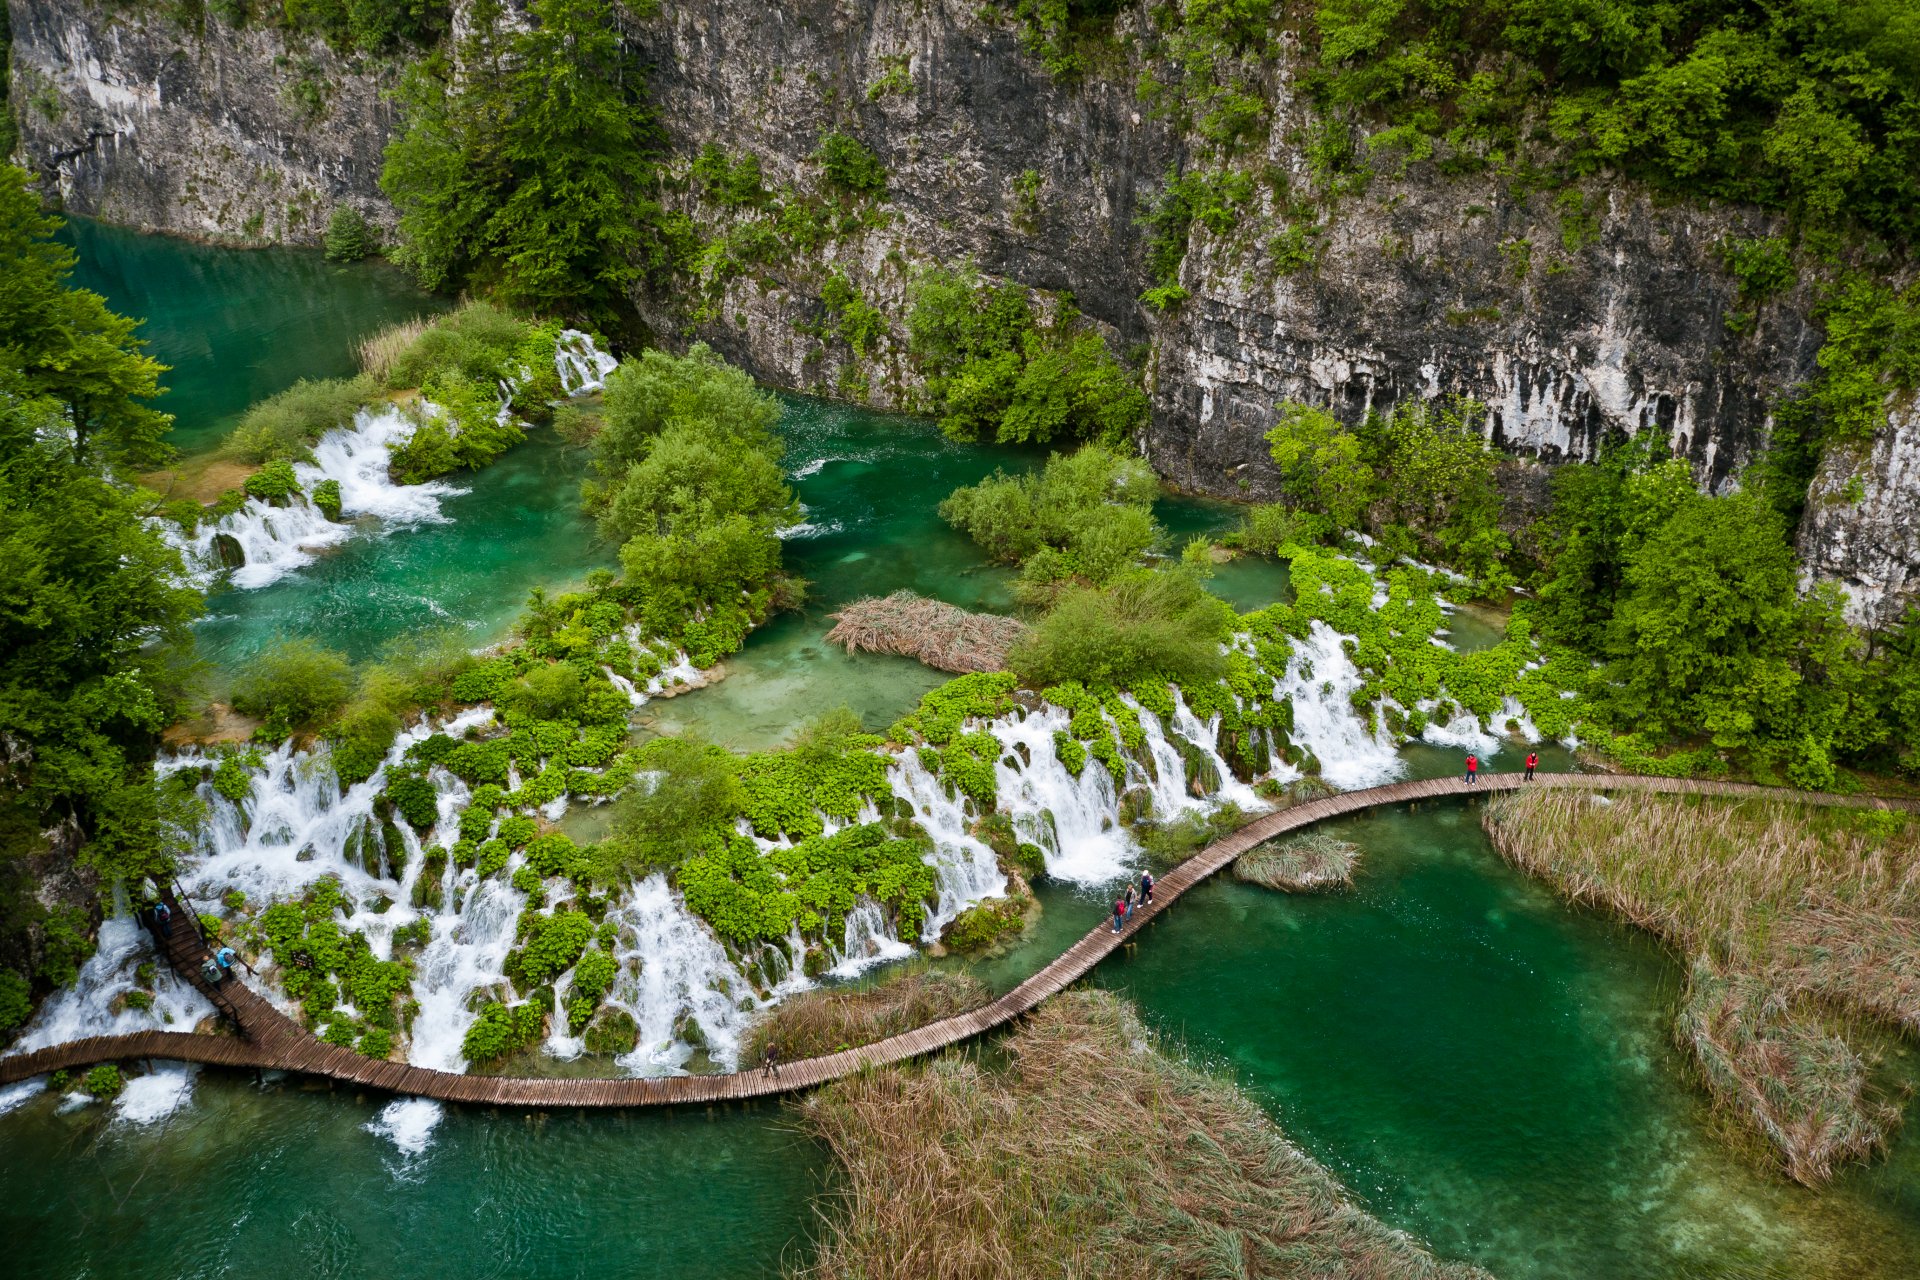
[[1525, 750, 1538, 781], [1465, 753, 1479, 786], [152, 900, 173, 937], [1113, 897, 1127, 933], [1140, 869, 1154, 906]]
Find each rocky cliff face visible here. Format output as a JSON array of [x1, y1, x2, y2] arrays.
[[7, 0, 397, 243], [1800, 397, 1920, 631], [8, 0, 1914, 627]]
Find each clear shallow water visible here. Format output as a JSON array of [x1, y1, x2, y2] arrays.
[[0, 1074, 825, 1280], [1099, 804, 1920, 1280], [60, 218, 445, 454]]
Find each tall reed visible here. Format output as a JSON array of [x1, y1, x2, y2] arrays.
[[1484, 789, 1919, 1183]]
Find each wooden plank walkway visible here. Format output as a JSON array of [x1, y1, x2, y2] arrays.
[[3, 772, 1912, 1106]]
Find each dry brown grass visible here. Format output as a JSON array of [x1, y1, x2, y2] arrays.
[[792, 991, 1489, 1280], [357, 315, 433, 385], [742, 965, 987, 1065], [825, 591, 1027, 674], [1235, 830, 1361, 892], [1484, 789, 1920, 1184]]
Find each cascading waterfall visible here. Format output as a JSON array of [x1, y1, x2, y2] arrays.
[[604, 874, 761, 1075], [829, 901, 915, 979], [1269, 622, 1405, 790], [160, 405, 464, 590], [7, 903, 212, 1056], [555, 329, 618, 395], [164, 331, 621, 591], [891, 753, 1006, 936]]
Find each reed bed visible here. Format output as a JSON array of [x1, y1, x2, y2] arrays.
[[825, 592, 1027, 674], [742, 965, 986, 1064], [1235, 830, 1361, 892], [792, 991, 1489, 1280], [357, 315, 433, 385], [1484, 789, 1920, 1183]]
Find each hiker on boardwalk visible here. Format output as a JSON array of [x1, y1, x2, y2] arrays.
[[152, 900, 173, 937], [762, 1043, 780, 1077], [1465, 753, 1479, 786], [215, 946, 237, 973], [1113, 896, 1127, 933], [1525, 750, 1538, 781], [1123, 883, 1137, 917], [1140, 869, 1154, 906]]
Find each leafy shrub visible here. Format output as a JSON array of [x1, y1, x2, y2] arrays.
[[906, 265, 1146, 445], [814, 131, 888, 197], [83, 1064, 124, 1099], [211, 748, 261, 803], [939, 896, 1028, 954], [224, 376, 377, 464], [231, 638, 356, 737], [1009, 568, 1234, 690], [460, 1000, 544, 1066], [600, 736, 745, 875], [243, 459, 303, 502], [940, 444, 1160, 589], [0, 971, 30, 1031]]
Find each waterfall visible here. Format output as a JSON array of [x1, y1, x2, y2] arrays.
[[5, 907, 212, 1056], [410, 872, 525, 1072], [889, 752, 1006, 936], [605, 874, 760, 1075], [555, 329, 617, 395], [983, 705, 1138, 886], [1270, 622, 1404, 790], [828, 900, 915, 979], [160, 405, 465, 590]]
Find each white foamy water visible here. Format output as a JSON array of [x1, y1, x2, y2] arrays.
[[608, 874, 761, 1075], [1271, 622, 1404, 790], [113, 1065, 195, 1126], [7, 908, 212, 1055], [366, 1097, 444, 1158], [828, 900, 916, 979], [0, 1078, 46, 1115], [161, 405, 465, 590], [555, 330, 617, 395], [892, 753, 1007, 935]]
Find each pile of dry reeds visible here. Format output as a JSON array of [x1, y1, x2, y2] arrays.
[[825, 592, 1026, 674], [1484, 788, 1920, 1184], [1235, 830, 1361, 892], [792, 991, 1489, 1280], [357, 315, 432, 385], [742, 965, 986, 1064]]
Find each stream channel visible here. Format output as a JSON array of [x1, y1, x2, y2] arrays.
[[1, 225, 1916, 1280]]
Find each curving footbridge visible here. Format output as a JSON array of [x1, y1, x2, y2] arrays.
[[3, 772, 1912, 1106]]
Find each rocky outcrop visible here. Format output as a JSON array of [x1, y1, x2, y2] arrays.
[[1799, 396, 1920, 631], [632, 2, 1824, 496], [8, 0, 1916, 625], [7, 0, 398, 243]]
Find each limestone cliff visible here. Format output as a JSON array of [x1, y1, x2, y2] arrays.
[[7, 0, 397, 243], [7, 0, 1914, 626]]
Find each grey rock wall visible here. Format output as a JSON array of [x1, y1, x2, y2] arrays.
[[7, 0, 399, 244], [1799, 396, 1920, 631], [9, 0, 1916, 627]]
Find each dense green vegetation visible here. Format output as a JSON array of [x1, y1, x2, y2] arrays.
[[584, 344, 800, 663], [202, 1, 452, 55], [0, 168, 203, 1027], [905, 265, 1147, 445], [381, 0, 681, 322]]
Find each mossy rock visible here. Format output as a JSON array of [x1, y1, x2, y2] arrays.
[[1217, 726, 1270, 783], [212, 533, 245, 568], [803, 945, 830, 978], [1009, 841, 1047, 879], [583, 1008, 638, 1056], [673, 1013, 708, 1052], [1118, 786, 1154, 827]]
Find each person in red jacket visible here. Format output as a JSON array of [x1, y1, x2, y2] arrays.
[[1525, 750, 1538, 781], [1465, 753, 1479, 786]]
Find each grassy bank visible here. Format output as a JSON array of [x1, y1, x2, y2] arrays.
[[742, 966, 985, 1065], [791, 990, 1490, 1280], [1235, 830, 1361, 892], [1483, 790, 1920, 1184]]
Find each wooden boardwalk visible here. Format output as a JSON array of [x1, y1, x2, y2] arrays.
[[3, 772, 1912, 1106]]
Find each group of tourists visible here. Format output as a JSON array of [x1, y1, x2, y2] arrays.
[[1112, 869, 1154, 933], [1464, 750, 1540, 786]]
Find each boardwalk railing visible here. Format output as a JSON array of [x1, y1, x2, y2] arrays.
[[2, 772, 1911, 1106]]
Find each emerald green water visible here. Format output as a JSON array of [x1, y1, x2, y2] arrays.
[[1102, 805, 1920, 1279], [0, 1078, 825, 1279], [60, 218, 444, 454], [11, 227, 1920, 1278]]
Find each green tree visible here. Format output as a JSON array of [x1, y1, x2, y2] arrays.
[[600, 736, 745, 875], [0, 166, 173, 468], [231, 639, 357, 738], [381, 0, 672, 320], [1264, 401, 1376, 530]]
